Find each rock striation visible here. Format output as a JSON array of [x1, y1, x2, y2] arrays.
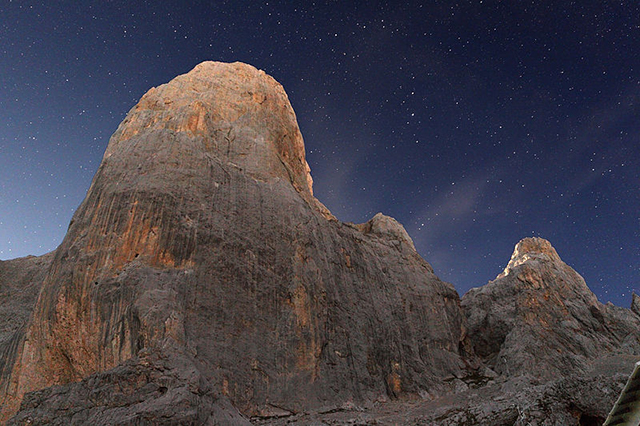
[[0, 255, 53, 350], [0, 62, 467, 423]]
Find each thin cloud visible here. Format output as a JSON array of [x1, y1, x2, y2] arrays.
[[409, 173, 490, 241]]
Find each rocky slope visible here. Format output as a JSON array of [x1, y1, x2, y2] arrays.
[[0, 62, 468, 423], [1, 62, 638, 425], [462, 237, 640, 381]]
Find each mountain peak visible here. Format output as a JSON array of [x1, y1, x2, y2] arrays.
[[104, 60, 315, 202], [462, 235, 640, 384], [0, 62, 466, 421], [355, 213, 416, 251], [498, 237, 561, 278]]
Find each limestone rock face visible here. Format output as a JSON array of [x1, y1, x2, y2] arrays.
[[0, 61, 467, 422], [255, 359, 634, 425], [462, 237, 640, 380], [0, 254, 53, 406]]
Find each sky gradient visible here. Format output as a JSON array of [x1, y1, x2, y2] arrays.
[[1, 1, 638, 306]]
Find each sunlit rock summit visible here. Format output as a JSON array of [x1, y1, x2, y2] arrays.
[[0, 62, 638, 425]]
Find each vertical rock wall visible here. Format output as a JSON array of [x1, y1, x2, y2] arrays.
[[0, 62, 468, 421]]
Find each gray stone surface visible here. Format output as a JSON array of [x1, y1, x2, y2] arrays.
[[253, 359, 633, 425], [8, 347, 251, 426], [0, 254, 53, 411], [462, 237, 640, 380], [0, 254, 53, 347]]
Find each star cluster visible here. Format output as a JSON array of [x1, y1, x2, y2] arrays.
[[1, 1, 638, 306]]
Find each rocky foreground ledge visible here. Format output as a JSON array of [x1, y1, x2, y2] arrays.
[[1, 63, 638, 425]]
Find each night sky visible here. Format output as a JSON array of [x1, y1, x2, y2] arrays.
[[1, 1, 638, 307]]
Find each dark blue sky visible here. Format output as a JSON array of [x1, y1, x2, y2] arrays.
[[1, 1, 638, 306]]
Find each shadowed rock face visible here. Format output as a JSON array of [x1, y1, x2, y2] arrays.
[[6, 347, 252, 426], [0, 254, 53, 404], [462, 237, 640, 380], [0, 61, 468, 422]]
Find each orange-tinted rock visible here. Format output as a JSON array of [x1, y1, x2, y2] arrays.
[[0, 62, 467, 422], [462, 237, 640, 380]]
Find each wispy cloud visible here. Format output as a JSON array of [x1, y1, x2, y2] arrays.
[[408, 172, 491, 241]]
